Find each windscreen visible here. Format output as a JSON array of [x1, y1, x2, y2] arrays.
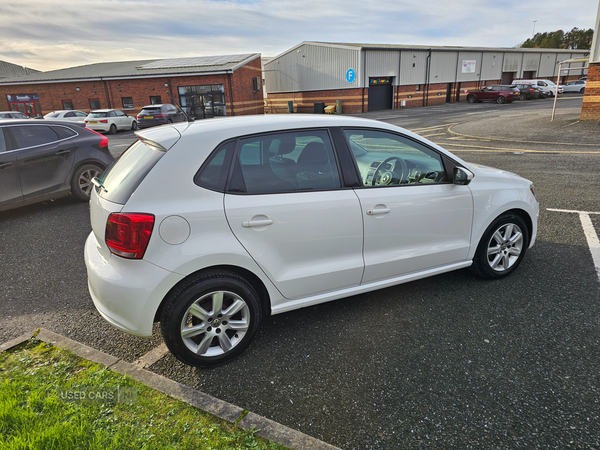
[[97, 140, 166, 205]]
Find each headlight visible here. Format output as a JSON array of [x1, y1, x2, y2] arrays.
[[529, 184, 536, 198]]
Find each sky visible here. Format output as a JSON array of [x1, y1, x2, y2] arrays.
[[0, 0, 598, 72]]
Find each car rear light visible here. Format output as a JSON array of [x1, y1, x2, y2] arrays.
[[106, 213, 155, 259], [155, 114, 165, 118], [100, 119, 108, 123], [136, 115, 142, 119], [84, 120, 88, 123], [87, 128, 109, 149]]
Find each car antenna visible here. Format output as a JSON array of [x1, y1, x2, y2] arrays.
[[167, 91, 195, 123]]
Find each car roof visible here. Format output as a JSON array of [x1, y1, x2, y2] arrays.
[[141, 104, 168, 107], [90, 109, 118, 112]]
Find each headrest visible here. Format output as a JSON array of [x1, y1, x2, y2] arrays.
[[273, 135, 296, 155]]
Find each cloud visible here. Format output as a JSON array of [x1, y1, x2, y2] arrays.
[[0, 0, 596, 71]]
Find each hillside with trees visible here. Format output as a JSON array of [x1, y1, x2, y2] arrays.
[[519, 27, 593, 49]]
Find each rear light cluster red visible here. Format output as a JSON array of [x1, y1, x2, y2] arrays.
[[106, 213, 155, 259], [87, 128, 108, 149], [100, 119, 108, 123], [155, 114, 165, 118]]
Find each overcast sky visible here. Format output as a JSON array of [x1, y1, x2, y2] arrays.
[[0, 0, 597, 72]]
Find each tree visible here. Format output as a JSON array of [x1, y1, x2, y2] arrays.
[[519, 27, 593, 49]]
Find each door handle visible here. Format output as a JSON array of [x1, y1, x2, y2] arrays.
[[55, 150, 71, 156], [367, 207, 391, 216], [242, 219, 274, 228], [0, 162, 12, 169]]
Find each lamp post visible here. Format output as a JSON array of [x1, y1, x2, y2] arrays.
[[532, 20, 538, 38]]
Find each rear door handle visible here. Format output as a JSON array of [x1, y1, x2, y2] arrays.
[[0, 162, 12, 169], [367, 207, 391, 216], [55, 150, 71, 156], [242, 219, 274, 228]]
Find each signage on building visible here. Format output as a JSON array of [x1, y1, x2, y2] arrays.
[[346, 68, 356, 83], [462, 60, 476, 73], [7, 94, 39, 102], [369, 77, 391, 86]]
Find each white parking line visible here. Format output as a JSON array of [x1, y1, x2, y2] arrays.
[[133, 343, 169, 368], [547, 209, 600, 283]]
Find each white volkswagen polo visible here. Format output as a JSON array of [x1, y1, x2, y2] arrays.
[[85, 115, 539, 367]]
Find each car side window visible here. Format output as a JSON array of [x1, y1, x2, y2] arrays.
[[343, 129, 448, 187], [109, 111, 117, 117], [0, 128, 7, 152], [9, 125, 60, 149], [195, 140, 235, 192], [65, 112, 75, 118], [229, 130, 341, 194]]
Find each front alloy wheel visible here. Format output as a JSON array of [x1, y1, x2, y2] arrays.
[[71, 164, 102, 201], [161, 271, 262, 367]]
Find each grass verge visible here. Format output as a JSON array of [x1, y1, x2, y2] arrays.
[[0, 339, 288, 450]]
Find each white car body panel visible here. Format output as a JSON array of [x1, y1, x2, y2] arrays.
[[84, 115, 539, 339]]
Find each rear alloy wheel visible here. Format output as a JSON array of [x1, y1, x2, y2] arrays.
[[109, 123, 117, 135], [467, 95, 476, 104], [519, 93, 527, 101], [496, 95, 506, 104], [131, 120, 138, 131], [161, 271, 262, 367], [580, 88, 585, 94], [71, 164, 102, 201], [471, 213, 529, 279]]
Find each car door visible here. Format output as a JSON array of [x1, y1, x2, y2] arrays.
[[7, 124, 76, 199], [0, 127, 22, 207], [224, 129, 364, 300], [342, 128, 473, 284], [479, 86, 493, 101]]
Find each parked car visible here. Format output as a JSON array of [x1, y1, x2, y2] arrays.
[[562, 80, 586, 93], [84, 109, 137, 134], [0, 111, 30, 119], [136, 104, 187, 129], [512, 79, 564, 96], [515, 84, 545, 100], [44, 110, 88, 121], [466, 85, 520, 104], [85, 115, 539, 368], [0, 119, 114, 211]]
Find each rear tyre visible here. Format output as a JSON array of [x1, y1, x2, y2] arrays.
[[496, 96, 506, 104], [467, 95, 476, 104], [131, 121, 138, 131], [161, 271, 262, 367], [109, 123, 117, 135], [519, 93, 526, 101], [470, 212, 529, 279], [71, 164, 102, 201], [580, 88, 585, 94]]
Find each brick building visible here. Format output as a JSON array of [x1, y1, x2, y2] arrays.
[[0, 54, 264, 118], [264, 42, 589, 114]]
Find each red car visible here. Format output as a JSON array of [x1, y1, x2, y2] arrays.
[[466, 85, 520, 104]]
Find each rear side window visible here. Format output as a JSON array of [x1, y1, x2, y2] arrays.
[[10, 125, 59, 149], [0, 128, 7, 152], [195, 140, 235, 192], [98, 140, 166, 205], [51, 126, 78, 139]]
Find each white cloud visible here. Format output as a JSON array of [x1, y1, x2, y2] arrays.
[[0, 0, 596, 71]]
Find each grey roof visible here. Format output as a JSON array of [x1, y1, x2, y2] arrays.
[[0, 60, 40, 79], [0, 54, 260, 85]]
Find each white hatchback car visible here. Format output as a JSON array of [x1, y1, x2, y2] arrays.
[[85, 109, 137, 134], [85, 115, 539, 367], [44, 110, 88, 121]]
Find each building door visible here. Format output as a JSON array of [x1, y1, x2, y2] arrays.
[[446, 83, 453, 103], [368, 77, 393, 111], [501, 72, 516, 85]]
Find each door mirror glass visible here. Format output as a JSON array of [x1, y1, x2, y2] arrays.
[[454, 167, 474, 185]]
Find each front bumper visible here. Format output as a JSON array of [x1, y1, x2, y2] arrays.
[[84, 231, 184, 336]]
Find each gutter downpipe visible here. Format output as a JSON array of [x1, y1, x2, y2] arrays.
[[423, 49, 432, 107], [227, 71, 234, 116], [102, 78, 111, 109]]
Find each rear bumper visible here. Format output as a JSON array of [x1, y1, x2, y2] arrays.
[[137, 119, 167, 129], [84, 231, 184, 336]]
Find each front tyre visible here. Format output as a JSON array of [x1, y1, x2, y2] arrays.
[[496, 95, 506, 104], [71, 163, 102, 201], [467, 95, 476, 104], [471, 213, 529, 279], [161, 271, 262, 367], [131, 120, 138, 131]]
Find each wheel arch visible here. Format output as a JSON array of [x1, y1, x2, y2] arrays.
[[154, 264, 272, 323]]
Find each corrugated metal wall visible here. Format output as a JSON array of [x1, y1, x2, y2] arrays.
[[522, 53, 541, 72], [399, 51, 429, 85], [264, 43, 361, 93], [456, 52, 483, 82], [429, 52, 459, 83], [538, 53, 557, 77], [365, 50, 400, 80], [480, 52, 503, 80], [502, 53, 522, 74]]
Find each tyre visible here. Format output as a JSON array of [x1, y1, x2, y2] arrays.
[[131, 120, 137, 131], [167, 118, 173, 124], [470, 212, 529, 279], [580, 88, 585, 94], [160, 271, 262, 367], [467, 95, 476, 104], [108, 123, 117, 135], [71, 164, 102, 201], [496, 95, 506, 104], [519, 93, 526, 101]]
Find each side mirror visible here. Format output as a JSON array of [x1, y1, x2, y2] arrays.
[[454, 167, 474, 185]]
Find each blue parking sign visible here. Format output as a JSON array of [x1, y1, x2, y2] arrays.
[[346, 68, 355, 83]]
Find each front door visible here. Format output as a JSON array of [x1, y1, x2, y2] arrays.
[[0, 128, 22, 207], [224, 129, 364, 300]]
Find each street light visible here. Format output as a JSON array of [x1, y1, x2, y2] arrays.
[[532, 20, 538, 38]]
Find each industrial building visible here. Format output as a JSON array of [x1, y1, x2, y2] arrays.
[[0, 54, 264, 118], [264, 42, 589, 114]]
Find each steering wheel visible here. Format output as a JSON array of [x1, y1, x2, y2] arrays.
[[371, 157, 407, 186]]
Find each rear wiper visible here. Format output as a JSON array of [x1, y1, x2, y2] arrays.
[[91, 177, 108, 193]]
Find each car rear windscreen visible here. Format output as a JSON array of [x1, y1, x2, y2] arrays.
[[141, 107, 161, 113], [97, 140, 166, 205], [89, 112, 108, 118]]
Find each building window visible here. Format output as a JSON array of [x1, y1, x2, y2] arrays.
[[150, 96, 161, 105], [122, 97, 134, 109], [89, 98, 101, 110], [62, 100, 74, 110], [177, 85, 226, 119]]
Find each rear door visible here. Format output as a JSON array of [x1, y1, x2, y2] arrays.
[[0, 127, 22, 207], [7, 124, 76, 199], [224, 129, 364, 300]]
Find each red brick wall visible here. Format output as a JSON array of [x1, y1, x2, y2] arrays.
[[266, 88, 364, 114], [580, 63, 600, 121], [0, 58, 264, 118]]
